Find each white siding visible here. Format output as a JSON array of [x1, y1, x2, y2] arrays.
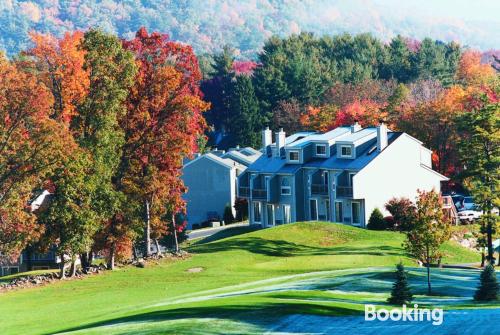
[[353, 134, 446, 224]]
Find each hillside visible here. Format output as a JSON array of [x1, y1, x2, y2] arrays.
[[1, 1, 499, 57], [0, 222, 481, 334]]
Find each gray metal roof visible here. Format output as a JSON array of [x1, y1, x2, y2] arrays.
[[287, 127, 351, 148]]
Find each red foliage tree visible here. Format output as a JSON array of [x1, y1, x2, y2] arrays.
[[121, 28, 209, 255]]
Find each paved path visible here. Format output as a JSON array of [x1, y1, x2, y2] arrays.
[[186, 222, 251, 240]]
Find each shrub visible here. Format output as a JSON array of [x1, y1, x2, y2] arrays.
[[387, 262, 413, 305], [367, 208, 386, 230], [223, 203, 235, 224], [234, 197, 248, 221], [474, 264, 499, 301], [384, 216, 396, 230], [385, 197, 417, 231]]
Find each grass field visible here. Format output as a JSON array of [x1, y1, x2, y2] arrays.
[[0, 222, 487, 334]]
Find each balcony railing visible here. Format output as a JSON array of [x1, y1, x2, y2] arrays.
[[336, 186, 353, 197], [238, 186, 250, 197], [252, 188, 267, 199], [311, 184, 329, 195]]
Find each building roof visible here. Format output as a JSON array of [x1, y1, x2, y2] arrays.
[[222, 149, 261, 166], [335, 127, 378, 145], [184, 152, 246, 171], [287, 127, 351, 148], [304, 132, 402, 170]]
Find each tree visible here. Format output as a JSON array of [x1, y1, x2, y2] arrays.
[[228, 74, 266, 148], [0, 55, 74, 259], [234, 198, 248, 222], [26, 31, 89, 123], [456, 50, 496, 86], [299, 105, 338, 132], [121, 28, 208, 257], [474, 264, 499, 301], [404, 190, 451, 294], [72, 29, 137, 269], [385, 197, 417, 231], [272, 98, 303, 133], [456, 100, 499, 264], [387, 262, 413, 305], [367, 208, 386, 230]]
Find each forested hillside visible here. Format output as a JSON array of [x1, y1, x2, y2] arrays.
[[1, 0, 499, 57]]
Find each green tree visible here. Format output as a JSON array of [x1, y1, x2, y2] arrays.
[[223, 204, 234, 225], [381, 35, 414, 83], [404, 190, 451, 294], [72, 29, 137, 269], [474, 264, 499, 301], [387, 262, 413, 305], [367, 208, 386, 230], [456, 101, 500, 264], [228, 74, 267, 147]]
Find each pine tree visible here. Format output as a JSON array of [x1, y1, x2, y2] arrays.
[[474, 264, 499, 301], [387, 262, 413, 305]]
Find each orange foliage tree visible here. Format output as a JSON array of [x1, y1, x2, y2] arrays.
[[0, 55, 75, 258], [121, 28, 208, 255]]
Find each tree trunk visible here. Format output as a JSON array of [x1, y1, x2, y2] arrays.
[[426, 245, 431, 295], [481, 251, 485, 267], [487, 219, 494, 264], [69, 260, 77, 277], [80, 252, 89, 270], [172, 213, 179, 253], [144, 199, 151, 257], [132, 245, 138, 260], [108, 242, 116, 270], [59, 254, 66, 279], [154, 239, 162, 256], [26, 247, 33, 271], [88, 251, 94, 265]]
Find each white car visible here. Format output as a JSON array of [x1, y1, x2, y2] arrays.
[[458, 207, 499, 223]]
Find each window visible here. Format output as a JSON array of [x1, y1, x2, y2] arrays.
[[288, 151, 299, 162], [281, 177, 291, 195], [316, 144, 327, 156], [340, 145, 352, 157], [253, 202, 262, 223], [335, 201, 343, 223], [352, 202, 361, 224]]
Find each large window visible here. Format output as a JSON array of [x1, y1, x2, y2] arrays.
[[253, 202, 262, 223], [340, 145, 352, 157], [316, 144, 327, 156], [281, 177, 291, 195], [352, 202, 361, 224], [288, 151, 299, 162], [335, 201, 343, 223]]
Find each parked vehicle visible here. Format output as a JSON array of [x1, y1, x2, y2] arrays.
[[458, 206, 499, 223], [463, 196, 475, 210]]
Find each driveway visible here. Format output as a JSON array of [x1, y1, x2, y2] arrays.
[[187, 222, 251, 240]]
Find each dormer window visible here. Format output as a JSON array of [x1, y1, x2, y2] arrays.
[[340, 145, 352, 157], [281, 177, 291, 195], [288, 151, 299, 162], [316, 144, 327, 156]]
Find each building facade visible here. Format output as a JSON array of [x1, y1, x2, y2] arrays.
[[182, 147, 261, 228], [238, 124, 447, 227]]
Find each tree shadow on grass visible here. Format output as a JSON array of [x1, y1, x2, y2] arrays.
[[189, 237, 405, 258], [193, 225, 262, 245], [52, 301, 360, 335]]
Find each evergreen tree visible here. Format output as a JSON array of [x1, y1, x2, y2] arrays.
[[388, 262, 413, 305], [367, 208, 386, 230], [474, 264, 499, 301], [456, 101, 499, 264], [223, 204, 234, 224], [228, 75, 267, 147]]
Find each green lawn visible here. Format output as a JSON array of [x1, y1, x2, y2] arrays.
[[0, 222, 483, 334]]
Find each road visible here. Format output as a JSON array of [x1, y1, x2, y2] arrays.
[[186, 221, 251, 240]]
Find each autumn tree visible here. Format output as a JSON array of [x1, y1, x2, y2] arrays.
[[26, 31, 89, 123], [72, 29, 137, 269], [0, 55, 74, 259], [404, 190, 451, 294], [121, 28, 208, 257], [456, 50, 496, 86], [299, 105, 338, 132], [272, 98, 303, 134]]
